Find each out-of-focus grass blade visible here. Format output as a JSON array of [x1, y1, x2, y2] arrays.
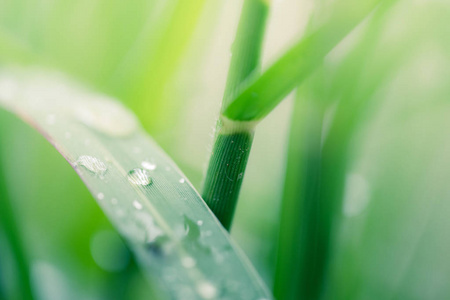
[[223, 0, 389, 122], [0, 69, 272, 300], [0, 28, 36, 65]]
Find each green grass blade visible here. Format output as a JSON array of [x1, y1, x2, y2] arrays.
[[202, 0, 269, 229], [0, 122, 34, 300], [110, 0, 208, 133], [273, 84, 325, 300], [0, 28, 36, 65], [221, 0, 269, 109], [274, 2, 405, 298], [223, 0, 389, 122], [0, 69, 272, 300]]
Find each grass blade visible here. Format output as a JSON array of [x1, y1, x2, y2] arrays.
[[223, 0, 389, 122], [0, 122, 34, 300], [0, 28, 36, 65], [0, 69, 272, 300]]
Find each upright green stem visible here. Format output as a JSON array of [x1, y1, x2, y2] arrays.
[[202, 0, 269, 229], [274, 3, 403, 298], [273, 84, 326, 300]]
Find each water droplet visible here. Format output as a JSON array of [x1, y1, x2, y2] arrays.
[[133, 200, 143, 210], [183, 216, 211, 254], [127, 169, 152, 186], [179, 178, 185, 183], [197, 220, 203, 226], [133, 211, 164, 243], [111, 198, 118, 205], [197, 281, 217, 299], [181, 256, 196, 268], [141, 161, 156, 170], [76, 156, 107, 175], [75, 97, 138, 137], [97, 193, 104, 200]]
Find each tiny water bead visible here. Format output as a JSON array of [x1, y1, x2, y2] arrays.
[[141, 161, 157, 170], [197, 281, 217, 299], [76, 156, 107, 175], [179, 178, 185, 183], [127, 168, 152, 186], [197, 220, 204, 226], [133, 200, 143, 210], [97, 193, 105, 200]]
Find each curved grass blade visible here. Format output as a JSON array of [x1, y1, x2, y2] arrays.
[[223, 0, 390, 122], [0, 69, 272, 300]]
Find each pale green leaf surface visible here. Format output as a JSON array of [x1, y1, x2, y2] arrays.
[[0, 69, 272, 300]]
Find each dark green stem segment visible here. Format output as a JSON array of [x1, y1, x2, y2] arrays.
[[202, 123, 254, 229], [202, 0, 268, 229]]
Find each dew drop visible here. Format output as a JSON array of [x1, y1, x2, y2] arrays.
[[97, 193, 104, 200], [127, 169, 152, 186], [197, 220, 203, 226], [76, 156, 107, 175], [179, 178, 185, 183], [111, 198, 118, 205], [141, 161, 156, 170], [197, 281, 217, 299], [133, 200, 143, 210]]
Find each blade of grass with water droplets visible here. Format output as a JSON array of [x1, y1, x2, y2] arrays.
[[0, 69, 272, 300]]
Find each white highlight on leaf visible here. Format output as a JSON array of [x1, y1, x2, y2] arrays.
[[343, 173, 371, 217]]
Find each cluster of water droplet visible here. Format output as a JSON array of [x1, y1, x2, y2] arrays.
[[76, 155, 108, 176], [127, 168, 152, 186]]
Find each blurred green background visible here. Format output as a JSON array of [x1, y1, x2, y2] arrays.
[[1, 0, 450, 299]]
